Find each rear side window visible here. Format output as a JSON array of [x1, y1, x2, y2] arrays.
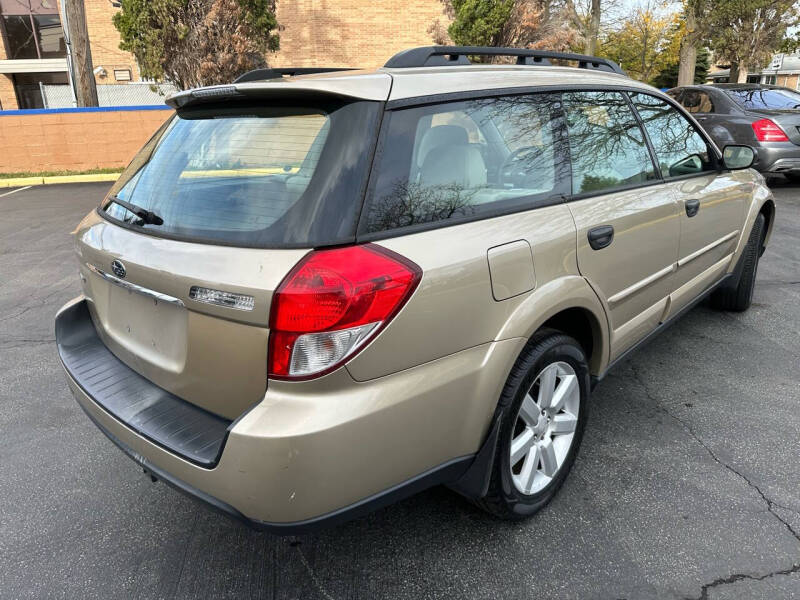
[[630, 93, 715, 178], [101, 100, 381, 248], [680, 90, 715, 113], [361, 93, 569, 235], [562, 91, 657, 194], [725, 88, 800, 110]]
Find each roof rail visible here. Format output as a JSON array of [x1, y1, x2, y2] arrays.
[[383, 46, 625, 75], [234, 67, 354, 84]]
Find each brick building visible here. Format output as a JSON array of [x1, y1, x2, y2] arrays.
[[0, 0, 448, 111], [271, 0, 449, 69], [0, 0, 140, 110], [707, 53, 800, 89]]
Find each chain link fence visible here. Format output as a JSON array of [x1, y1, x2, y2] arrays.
[[41, 82, 178, 108]]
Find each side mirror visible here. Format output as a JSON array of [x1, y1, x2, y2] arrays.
[[722, 145, 756, 170]]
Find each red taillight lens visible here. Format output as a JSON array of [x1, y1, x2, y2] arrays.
[[751, 118, 789, 142], [268, 244, 421, 379]]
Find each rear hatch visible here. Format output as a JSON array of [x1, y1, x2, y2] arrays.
[[726, 87, 800, 145], [76, 95, 382, 419]]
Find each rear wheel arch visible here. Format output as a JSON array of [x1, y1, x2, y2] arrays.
[[538, 307, 604, 376], [496, 277, 610, 376]]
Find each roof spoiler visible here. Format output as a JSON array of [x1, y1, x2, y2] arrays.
[[234, 67, 354, 83], [384, 46, 625, 75]]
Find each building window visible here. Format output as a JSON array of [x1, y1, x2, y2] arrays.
[[12, 71, 67, 108], [763, 75, 777, 85], [0, 0, 65, 60]]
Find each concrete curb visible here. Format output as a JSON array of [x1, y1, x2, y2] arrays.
[[0, 173, 120, 188]]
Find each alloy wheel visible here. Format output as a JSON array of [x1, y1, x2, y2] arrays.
[[509, 361, 580, 495]]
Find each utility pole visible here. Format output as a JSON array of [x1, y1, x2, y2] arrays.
[[63, 0, 99, 107]]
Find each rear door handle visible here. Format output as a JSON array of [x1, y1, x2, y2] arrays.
[[685, 199, 700, 217], [587, 225, 614, 250]]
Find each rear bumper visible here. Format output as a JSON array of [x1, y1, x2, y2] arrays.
[[56, 299, 231, 467], [57, 297, 523, 530], [753, 143, 800, 173]]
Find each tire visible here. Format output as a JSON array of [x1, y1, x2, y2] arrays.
[[475, 329, 590, 520], [709, 213, 765, 312]]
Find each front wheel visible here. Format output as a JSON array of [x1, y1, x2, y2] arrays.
[[476, 330, 589, 520], [709, 213, 765, 312]]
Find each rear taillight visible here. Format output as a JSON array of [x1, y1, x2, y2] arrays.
[[751, 118, 789, 142], [268, 244, 421, 380]]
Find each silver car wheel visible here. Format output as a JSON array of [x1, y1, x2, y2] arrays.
[[509, 361, 580, 495]]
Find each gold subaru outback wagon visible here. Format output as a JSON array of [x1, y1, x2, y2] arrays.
[[56, 46, 775, 532]]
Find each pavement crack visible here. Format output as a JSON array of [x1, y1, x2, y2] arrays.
[[0, 305, 37, 323], [623, 362, 800, 599], [171, 512, 198, 597], [627, 362, 800, 542], [759, 280, 800, 286], [0, 280, 75, 323], [0, 338, 55, 349], [690, 563, 800, 600], [291, 541, 337, 600]]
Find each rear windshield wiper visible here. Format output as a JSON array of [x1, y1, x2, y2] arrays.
[[107, 196, 164, 226]]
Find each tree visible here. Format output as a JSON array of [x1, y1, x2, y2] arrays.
[[677, 0, 706, 86], [653, 47, 709, 87], [564, 0, 604, 55], [707, 0, 799, 82], [113, 0, 279, 89], [779, 32, 800, 53], [447, 0, 515, 48], [652, 10, 710, 87], [440, 0, 580, 54], [500, 0, 581, 49], [600, 3, 676, 82]]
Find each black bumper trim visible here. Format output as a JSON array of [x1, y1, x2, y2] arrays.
[[56, 299, 232, 468]]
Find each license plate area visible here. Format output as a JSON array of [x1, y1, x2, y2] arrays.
[[100, 282, 188, 373]]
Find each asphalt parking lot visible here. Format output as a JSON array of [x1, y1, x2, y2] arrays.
[[1, 181, 798, 600]]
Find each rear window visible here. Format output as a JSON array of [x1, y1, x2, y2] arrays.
[[101, 100, 381, 248], [725, 88, 800, 110]]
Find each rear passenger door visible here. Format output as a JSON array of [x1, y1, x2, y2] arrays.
[[563, 91, 681, 361], [629, 92, 746, 317], [677, 88, 716, 126]]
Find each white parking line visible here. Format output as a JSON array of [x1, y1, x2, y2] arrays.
[[0, 185, 33, 198]]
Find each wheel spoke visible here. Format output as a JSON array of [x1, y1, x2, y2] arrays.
[[539, 439, 558, 476], [509, 360, 582, 496], [510, 428, 536, 466], [537, 364, 558, 409], [550, 373, 577, 414], [518, 394, 539, 426], [518, 443, 540, 493], [551, 413, 577, 435]]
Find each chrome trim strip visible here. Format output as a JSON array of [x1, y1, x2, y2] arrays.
[[86, 264, 185, 307], [608, 263, 676, 305], [677, 230, 740, 268]]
